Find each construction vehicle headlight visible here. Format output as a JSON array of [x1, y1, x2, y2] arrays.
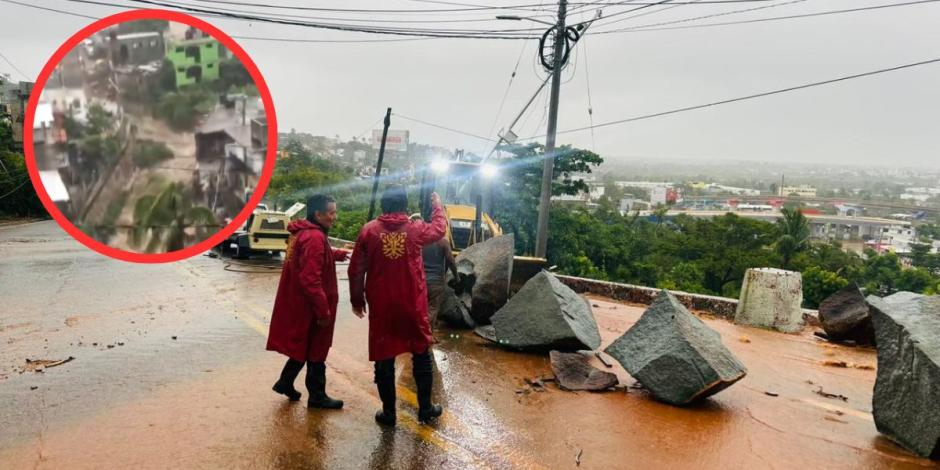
[[481, 163, 498, 179], [431, 160, 450, 174]]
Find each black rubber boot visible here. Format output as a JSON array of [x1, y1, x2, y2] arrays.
[[306, 361, 343, 409], [374, 359, 397, 427], [413, 351, 442, 424], [272, 358, 303, 401]]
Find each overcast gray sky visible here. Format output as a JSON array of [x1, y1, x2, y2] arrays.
[[2, 0, 939, 168]]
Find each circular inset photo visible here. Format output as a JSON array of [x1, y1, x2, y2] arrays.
[[24, 10, 276, 262]]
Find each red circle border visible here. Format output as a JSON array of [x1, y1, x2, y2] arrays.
[[23, 9, 278, 263]]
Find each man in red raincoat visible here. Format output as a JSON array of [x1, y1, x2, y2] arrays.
[[267, 194, 348, 409], [348, 185, 447, 426]]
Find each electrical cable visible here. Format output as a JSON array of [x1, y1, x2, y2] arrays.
[[55, 0, 544, 39], [595, 0, 807, 29], [0, 176, 31, 201], [393, 113, 497, 142], [0, 49, 31, 81], [581, 34, 597, 151], [595, 0, 939, 33], [522, 56, 940, 139]]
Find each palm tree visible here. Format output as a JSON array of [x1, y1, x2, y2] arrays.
[[130, 182, 217, 253], [776, 207, 810, 269]]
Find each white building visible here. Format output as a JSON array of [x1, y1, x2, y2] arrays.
[[780, 185, 817, 197]]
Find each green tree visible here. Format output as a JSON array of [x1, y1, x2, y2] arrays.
[[802, 266, 849, 308], [129, 182, 217, 253], [776, 207, 810, 269], [492, 143, 603, 255], [896, 267, 935, 293]]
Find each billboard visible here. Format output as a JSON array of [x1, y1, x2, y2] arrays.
[[372, 129, 409, 152]]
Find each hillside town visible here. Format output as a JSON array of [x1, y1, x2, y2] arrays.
[[23, 19, 266, 252]]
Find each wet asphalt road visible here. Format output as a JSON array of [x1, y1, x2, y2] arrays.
[[0, 220, 937, 469]]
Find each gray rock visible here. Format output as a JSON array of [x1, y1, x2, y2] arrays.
[[438, 285, 475, 329], [867, 294, 940, 459], [550, 351, 619, 392], [818, 284, 874, 344], [605, 290, 747, 406], [882, 291, 925, 304], [454, 234, 514, 324], [485, 271, 601, 351]]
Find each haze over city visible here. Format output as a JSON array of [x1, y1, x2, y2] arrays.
[[2, 0, 939, 167]]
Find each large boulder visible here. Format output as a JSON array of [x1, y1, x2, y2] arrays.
[[818, 284, 874, 344], [550, 351, 619, 392], [867, 294, 940, 459], [437, 285, 476, 329], [734, 268, 804, 333], [477, 271, 601, 351], [453, 234, 514, 324], [606, 290, 747, 406]]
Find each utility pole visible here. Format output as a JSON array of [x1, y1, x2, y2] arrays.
[[534, 0, 567, 259], [368, 107, 392, 220]]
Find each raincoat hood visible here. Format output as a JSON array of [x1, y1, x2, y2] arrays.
[[288, 219, 325, 234], [377, 212, 410, 230]]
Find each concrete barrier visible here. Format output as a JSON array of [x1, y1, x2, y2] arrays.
[[555, 273, 818, 328], [734, 268, 805, 333]]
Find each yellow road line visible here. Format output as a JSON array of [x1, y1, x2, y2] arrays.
[[173, 262, 498, 469]]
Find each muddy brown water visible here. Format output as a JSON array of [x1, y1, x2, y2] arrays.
[[0, 221, 937, 469]]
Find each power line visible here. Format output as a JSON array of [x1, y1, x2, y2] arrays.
[[0, 0, 449, 43], [57, 0, 543, 39], [522, 57, 940, 139], [0, 0, 96, 19], [393, 113, 497, 142], [595, 0, 940, 33], [0, 49, 30, 81], [155, 0, 555, 24], [0, 177, 32, 201], [177, 0, 555, 13], [230, 35, 437, 44], [581, 33, 597, 151]]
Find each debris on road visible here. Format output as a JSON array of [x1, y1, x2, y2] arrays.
[[576, 448, 583, 467], [451, 234, 514, 325], [594, 351, 613, 368], [550, 351, 619, 392], [818, 284, 874, 345], [764, 391, 779, 397], [820, 360, 875, 370], [605, 290, 747, 406], [20, 356, 75, 373], [824, 415, 849, 424], [738, 336, 751, 343], [734, 268, 805, 333], [813, 386, 848, 402], [515, 375, 556, 395], [476, 271, 601, 351], [867, 293, 940, 459]]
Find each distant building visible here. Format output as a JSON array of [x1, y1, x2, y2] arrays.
[[780, 185, 817, 197], [44, 87, 89, 123], [835, 203, 863, 217], [615, 181, 673, 190], [166, 28, 221, 88], [109, 31, 165, 67], [651, 186, 680, 206], [619, 197, 648, 214], [0, 78, 33, 147], [195, 96, 266, 216]]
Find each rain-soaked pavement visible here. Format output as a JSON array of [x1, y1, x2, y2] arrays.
[[1, 220, 938, 469]]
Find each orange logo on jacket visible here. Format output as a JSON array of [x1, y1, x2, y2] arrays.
[[284, 234, 296, 263], [380, 232, 406, 259]]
